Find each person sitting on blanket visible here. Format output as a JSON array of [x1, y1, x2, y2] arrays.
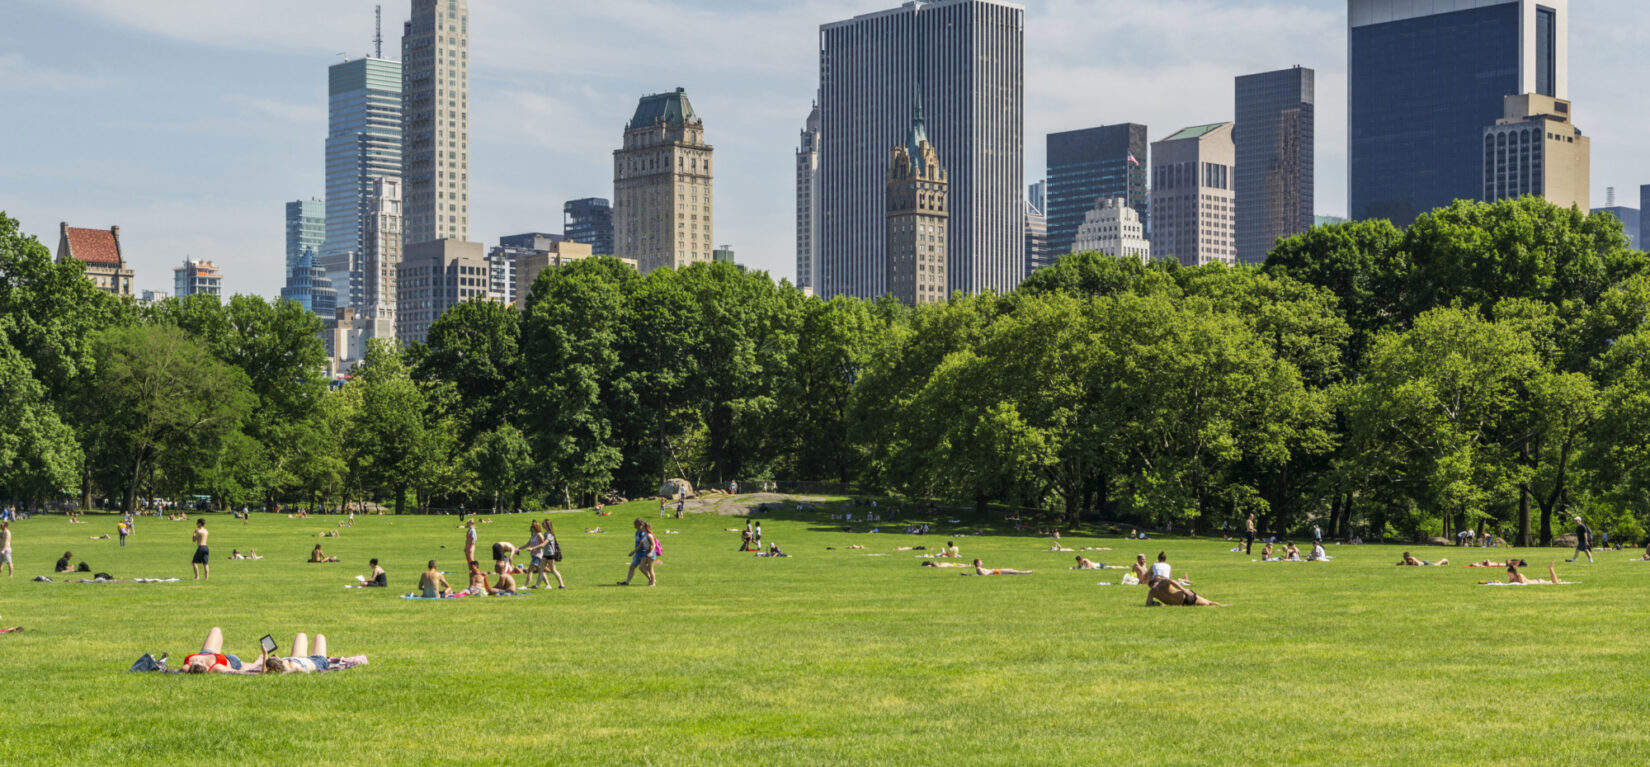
[[1281, 541, 1302, 562], [309, 544, 339, 563], [492, 560, 519, 594], [963, 558, 1033, 576], [940, 541, 960, 558], [1397, 552, 1449, 566], [56, 551, 74, 573], [1307, 542, 1329, 561], [362, 558, 387, 587], [1501, 561, 1563, 585], [459, 561, 491, 596], [1073, 555, 1124, 571], [1145, 576, 1225, 607], [1259, 542, 1274, 560], [419, 560, 454, 598], [1129, 554, 1151, 583]]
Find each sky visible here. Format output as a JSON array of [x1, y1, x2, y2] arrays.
[[3, 0, 1647, 298]]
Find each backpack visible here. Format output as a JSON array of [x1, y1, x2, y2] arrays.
[[549, 535, 562, 562], [652, 535, 662, 558]]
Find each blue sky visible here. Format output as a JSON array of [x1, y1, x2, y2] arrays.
[[3, 0, 1646, 297]]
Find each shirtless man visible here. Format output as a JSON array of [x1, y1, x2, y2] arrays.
[[191, 519, 210, 581], [1, 521, 12, 577], [1397, 552, 1449, 566], [1073, 555, 1125, 571], [418, 560, 453, 598], [1466, 559, 1524, 568], [1129, 554, 1150, 583], [493, 560, 519, 593], [1145, 576, 1225, 607]]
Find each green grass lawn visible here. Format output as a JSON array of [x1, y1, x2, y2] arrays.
[[0, 502, 1644, 766]]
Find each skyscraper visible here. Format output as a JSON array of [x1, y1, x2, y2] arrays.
[[402, 0, 470, 247], [563, 198, 614, 255], [1349, 0, 1567, 225], [281, 249, 339, 318], [396, 239, 486, 345], [321, 56, 402, 312], [1072, 198, 1150, 263], [362, 177, 403, 343], [817, 0, 1024, 299], [796, 103, 821, 291], [285, 199, 325, 279], [1590, 187, 1639, 250], [1151, 123, 1235, 267], [1024, 201, 1050, 277], [885, 104, 949, 307], [486, 233, 562, 306], [614, 88, 714, 274], [1027, 180, 1046, 217], [1482, 94, 1589, 210], [174, 259, 223, 299], [1235, 66, 1314, 264], [1045, 123, 1149, 261]]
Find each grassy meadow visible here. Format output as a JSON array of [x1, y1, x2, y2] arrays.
[[0, 500, 1645, 766]]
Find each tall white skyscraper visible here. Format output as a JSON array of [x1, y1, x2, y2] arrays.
[[402, 0, 469, 246], [363, 177, 403, 343], [796, 103, 821, 292], [817, 0, 1025, 299], [321, 56, 401, 312]]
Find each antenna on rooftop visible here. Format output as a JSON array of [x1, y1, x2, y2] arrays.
[[374, 5, 383, 58]]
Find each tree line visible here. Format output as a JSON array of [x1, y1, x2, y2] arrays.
[[3, 197, 1649, 543]]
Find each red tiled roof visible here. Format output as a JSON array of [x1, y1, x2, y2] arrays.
[[64, 227, 122, 265]]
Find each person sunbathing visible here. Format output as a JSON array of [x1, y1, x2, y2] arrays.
[[308, 545, 339, 563], [0, 615, 20, 633], [230, 549, 264, 560], [1046, 544, 1075, 552], [1073, 555, 1124, 571], [419, 560, 454, 598], [262, 632, 339, 674], [1259, 542, 1274, 560], [893, 546, 927, 551], [1145, 577, 1225, 607], [181, 627, 257, 674], [360, 558, 387, 587], [1129, 554, 1150, 583], [921, 561, 970, 568], [963, 558, 1032, 576], [1397, 552, 1448, 566], [88, 534, 110, 540], [492, 561, 518, 594], [585, 527, 604, 534], [941, 541, 960, 558], [1281, 542, 1302, 561], [1466, 559, 1525, 568], [1501, 561, 1562, 585]]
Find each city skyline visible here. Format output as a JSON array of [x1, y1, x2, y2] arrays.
[[4, 0, 1649, 298]]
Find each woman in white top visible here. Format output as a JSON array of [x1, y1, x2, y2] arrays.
[[1308, 542, 1328, 561], [1149, 552, 1174, 583]]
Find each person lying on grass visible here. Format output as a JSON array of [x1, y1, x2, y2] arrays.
[[1500, 561, 1563, 585], [231, 549, 265, 560], [419, 560, 454, 598], [1073, 555, 1125, 571], [309, 545, 339, 563], [182, 627, 354, 674], [1, 615, 21, 633], [1466, 559, 1527, 568], [1397, 552, 1449, 566], [921, 560, 970, 568], [1144, 576, 1225, 607], [962, 558, 1033, 576]]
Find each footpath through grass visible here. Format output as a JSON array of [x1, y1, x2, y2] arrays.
[[0, 502, 1645, 766]]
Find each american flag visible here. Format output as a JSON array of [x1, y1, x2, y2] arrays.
[[1126, 152, 1140, 167]]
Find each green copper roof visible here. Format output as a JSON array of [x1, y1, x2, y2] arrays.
[[629, 87, 700, 130], [905, 96, 931, 174], [1160, 122, 1230, 142]]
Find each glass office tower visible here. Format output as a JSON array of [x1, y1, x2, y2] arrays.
[[285, 198, 325, 279], [1348, 0, 1566, 225], [1045, 123, 1149, 260], [321, 56, 403, 313], [563, 198, 615, 256], [1234, 66, 1313, 264]]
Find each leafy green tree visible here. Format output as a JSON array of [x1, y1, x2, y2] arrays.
[[469, 424, 534, 512], [415, 297, 522, 440], [776, 297, 884, 483], [1263, 217, 1406, 367], [79, 325, 255, 511], [0, 324, 81, 502]]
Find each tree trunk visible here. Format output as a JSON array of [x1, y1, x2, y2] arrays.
[[394, 483, 405, 516]]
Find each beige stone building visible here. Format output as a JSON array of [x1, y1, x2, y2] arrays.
[[57, 223, 134, 297], [1150, 122, 1236, 266], [363, 177, 403, 344], [514, 240, 594, 310], [395, 239, 488, 345], [614, 88, 714, 274], [1483, 93, 1589, 211], [885, 105, 948, 306], [1072, 197, 1151, 263]]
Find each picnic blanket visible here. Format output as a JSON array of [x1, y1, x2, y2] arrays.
[[399, 591, 529, 599]]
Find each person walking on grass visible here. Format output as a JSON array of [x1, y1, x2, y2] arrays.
[[753, 521, 763, 551], [191, 519, 211, 581], [1570, 516, 1594, 563], [1, 521, 12, 577], [463, 519, 477, 565], [619, 518, 658, 587], [537, 520, 566, 589], [1244, 513, 1256, 555]]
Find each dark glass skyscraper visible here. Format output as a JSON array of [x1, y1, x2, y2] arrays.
[[1349, 0, 1567, 225], [1235, 66, 1314, 265], [1044, 123, 1148, 259], [563, 198, 614, 255]]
